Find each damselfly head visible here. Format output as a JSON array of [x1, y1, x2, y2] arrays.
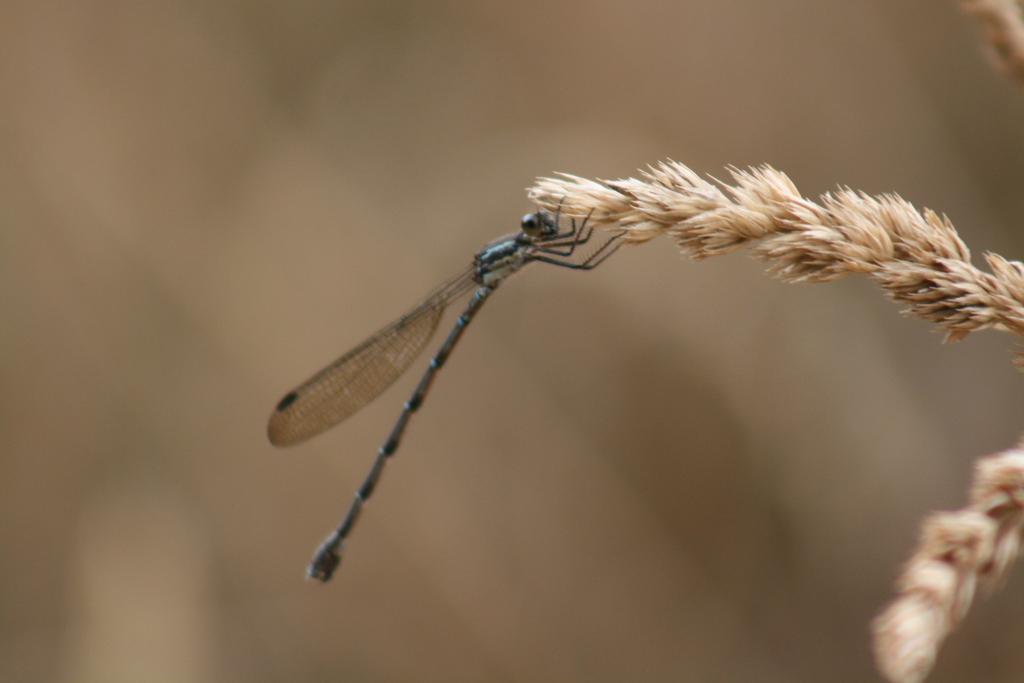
[[520, 210, 556, 239]]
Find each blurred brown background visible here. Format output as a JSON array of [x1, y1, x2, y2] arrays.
[[3, 1, 1024, 681]]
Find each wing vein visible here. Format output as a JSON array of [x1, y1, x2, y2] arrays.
[[268, 265, 477, 446]]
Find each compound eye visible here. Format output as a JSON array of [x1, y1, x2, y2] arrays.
[[521, 212, 543, 237]]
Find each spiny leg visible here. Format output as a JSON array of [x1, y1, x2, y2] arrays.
[[534, 229, 623, 271], [538, 210, 597, 257], [308, 286, 496, 581], [532, 199, 581, 244]]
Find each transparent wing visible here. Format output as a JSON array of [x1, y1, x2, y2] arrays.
[[268, 265, 477, 446]]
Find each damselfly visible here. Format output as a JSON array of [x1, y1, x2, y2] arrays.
[[268, 209, 621, 581]]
